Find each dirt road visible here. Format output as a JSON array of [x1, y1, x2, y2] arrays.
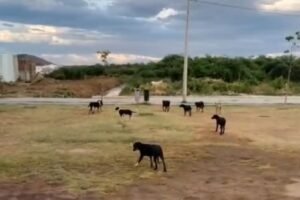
[[1, 95, 300, 105]]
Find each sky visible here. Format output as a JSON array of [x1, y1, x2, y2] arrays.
[[0, 0, 300, 65]]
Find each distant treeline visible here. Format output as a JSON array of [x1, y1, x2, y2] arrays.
[[48, 54, 300, 94]]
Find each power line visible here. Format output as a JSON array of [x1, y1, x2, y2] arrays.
[[196, 0, 300, 17]]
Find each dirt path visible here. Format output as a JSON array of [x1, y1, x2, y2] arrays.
[[104, 140, 300, 200], [105, 85, 125, 97]]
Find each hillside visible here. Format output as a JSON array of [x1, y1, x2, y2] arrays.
[[17, 54, 52, 66], [0, 77, 121, 98]]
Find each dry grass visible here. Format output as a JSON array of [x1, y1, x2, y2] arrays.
[[0, 105, 198, 194], [0, 77, 121, 98], [0, 105, 300, 196]]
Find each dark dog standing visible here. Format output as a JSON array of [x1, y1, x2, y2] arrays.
[[211, 114, 226, 135], [88, 100, 103, 114], [162, 100, 171, 112], [195, 101, 204, 112], [133, 142, 167, 172], [115, 107, 135, 118], [179, 104, 192, 116]]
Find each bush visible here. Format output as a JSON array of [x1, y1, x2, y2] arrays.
[[229, 82, 253, 94], [271, 77, 285, 90]]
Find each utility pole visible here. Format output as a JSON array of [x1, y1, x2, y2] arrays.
[[182, 0, 191, 102], [284, 32, 300, 104], [284, 45, 293, 104]]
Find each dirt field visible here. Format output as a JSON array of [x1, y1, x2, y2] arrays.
[[0, 77, 121, 98], [0, 105, 300, 200]]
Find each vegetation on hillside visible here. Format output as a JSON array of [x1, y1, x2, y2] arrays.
[[48, 55, 300, 95]]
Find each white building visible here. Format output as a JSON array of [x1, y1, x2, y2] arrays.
[[36, 64, 59, 75], [0, 54, 19, 82]]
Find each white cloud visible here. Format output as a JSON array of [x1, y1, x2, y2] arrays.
[[41, 53, 160, 65], [0, 20, 112, 45], [266, 51, 300, 57], [259, 0, 300, 12], [151, 8, 180, 21], [123, 7, 182, 24]]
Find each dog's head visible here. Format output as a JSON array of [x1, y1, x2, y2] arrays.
[[133, 142, 142, 151], [179, 104, 184, 108], [211, 114, 219, 120], [115, 107, 120, 111]]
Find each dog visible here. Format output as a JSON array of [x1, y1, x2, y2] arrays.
[[162, 100, 171, 112], [133, 142, 167, 172], [179, 104, 192, 116], [211, 114, 226, 135], [115, 107, 136, 118], [88, 100, 103, 114], [195, 101, 204, 112]]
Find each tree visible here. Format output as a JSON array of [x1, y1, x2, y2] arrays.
[[97, 50, 111, 66], [284, 31, 300, 103]]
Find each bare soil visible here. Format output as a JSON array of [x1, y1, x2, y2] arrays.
[[0, 77, 121, 98], [104, 135, 300, 200]]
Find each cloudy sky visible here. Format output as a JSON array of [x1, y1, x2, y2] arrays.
[[0, 0, 299, 65]]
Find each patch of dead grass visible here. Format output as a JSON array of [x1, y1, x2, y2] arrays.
[[0, 105, 300, 195]]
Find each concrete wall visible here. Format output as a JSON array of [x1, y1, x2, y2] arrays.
[[18, 59, 36, 82], [0, 54, 19, 82]]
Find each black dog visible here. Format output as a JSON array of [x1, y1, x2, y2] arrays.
[[211, 114, 226, 135], [195, 101, 204, 112], [179, 104, 192, 116], [115, 107, 135, 118], [133, 142, 167, 172], [162, 100, 171, 112], [88, 100, 103, 114]]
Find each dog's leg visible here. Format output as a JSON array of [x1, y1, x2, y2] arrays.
[[135, 155, 144, 167], [216, 123, 218, 132], [153, 156, 158, 170], [160, 156, 167, 172], [150, 156, 153, 168]]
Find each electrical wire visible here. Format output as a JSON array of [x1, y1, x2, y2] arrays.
[[195, 0, 300, 17]]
